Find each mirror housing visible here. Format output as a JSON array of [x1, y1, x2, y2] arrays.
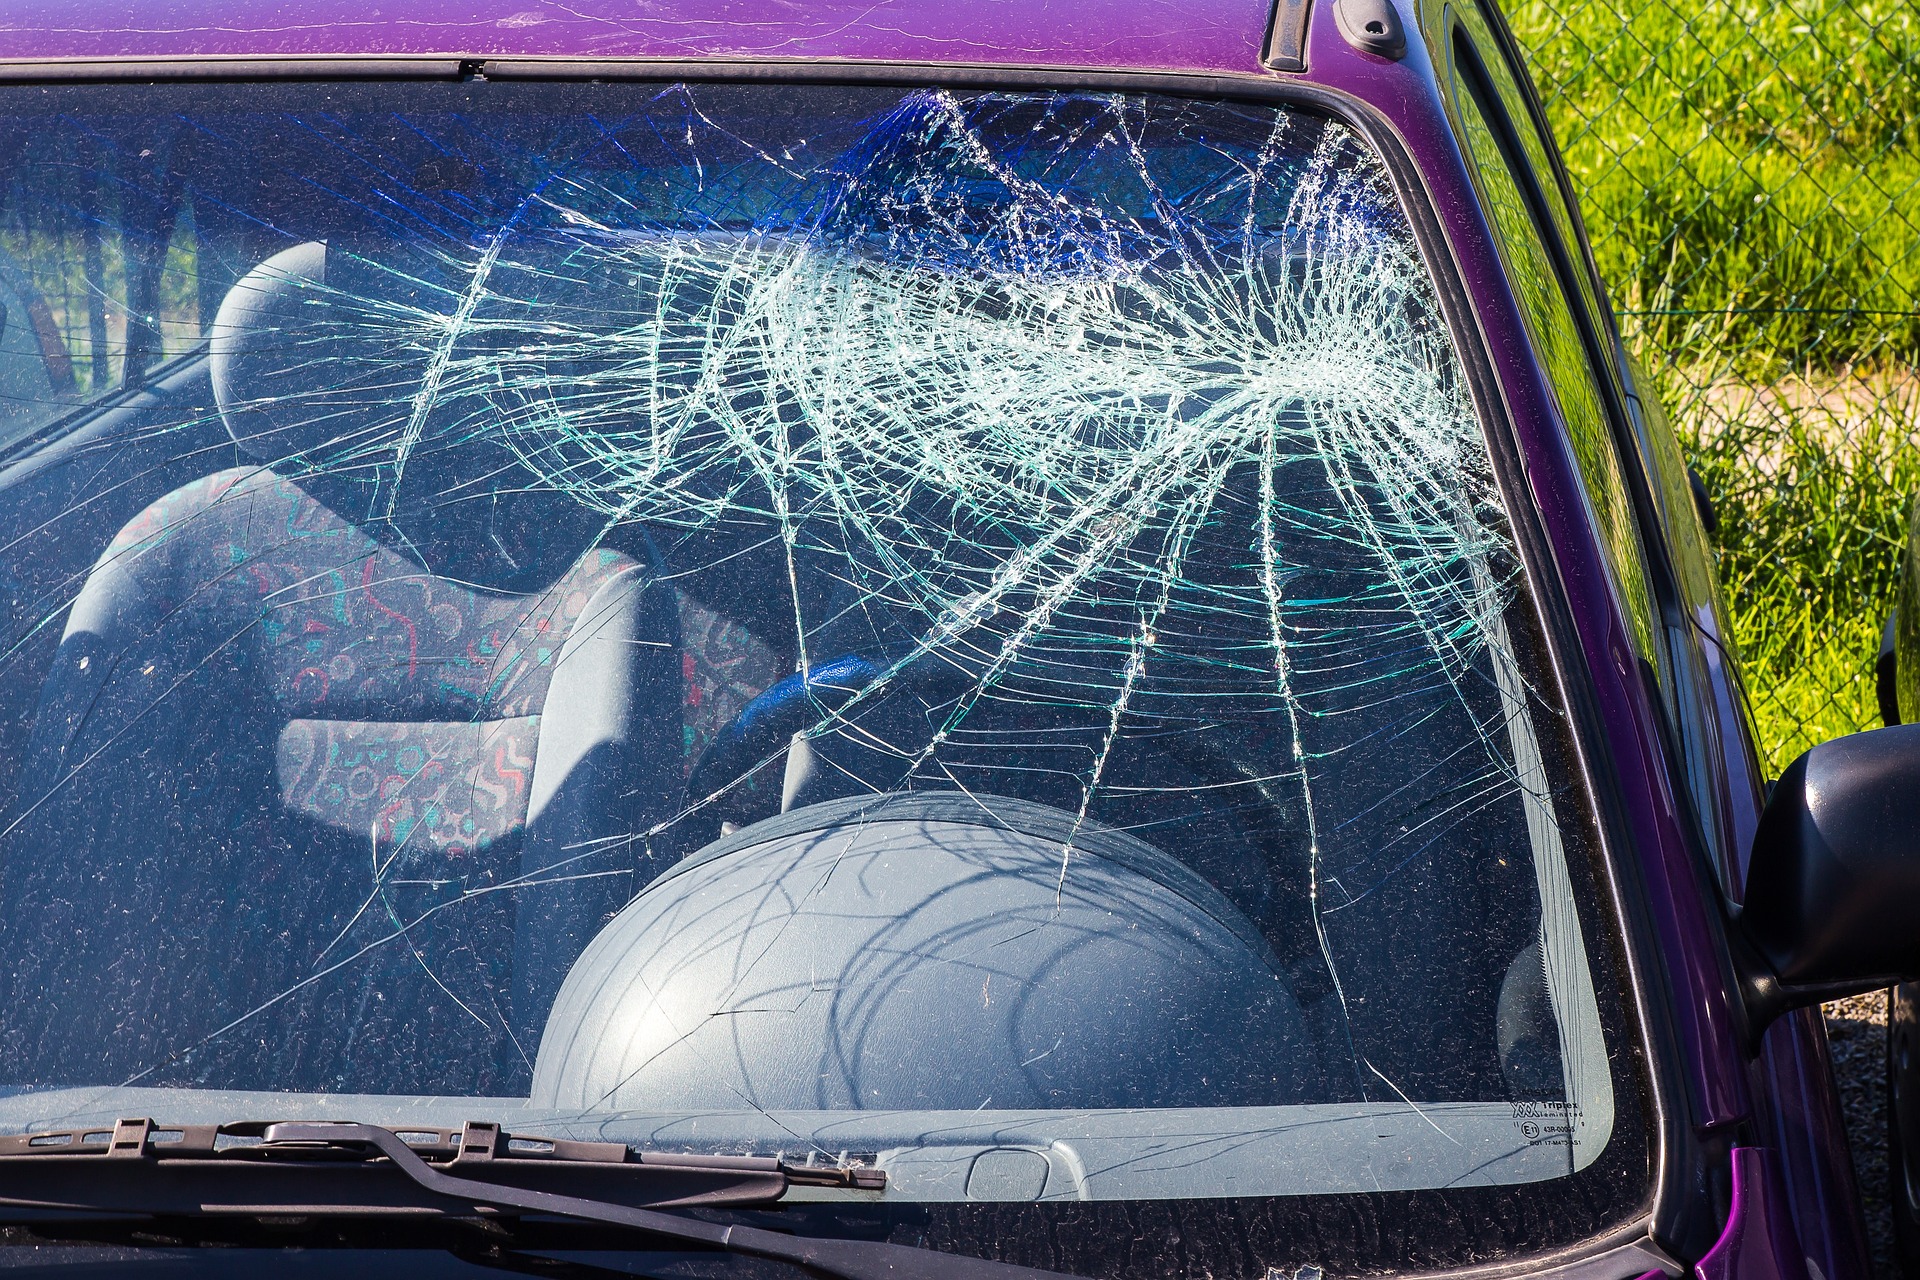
[[1739, 723, 1920, 1043]]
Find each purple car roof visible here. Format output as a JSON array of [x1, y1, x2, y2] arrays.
[[0, 0, 1275, 72]]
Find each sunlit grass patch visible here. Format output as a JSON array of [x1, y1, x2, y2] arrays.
[[1670, 363, 1920, 767], [1511, 0, 1920, 368], [1509, 0, 1920, 767]]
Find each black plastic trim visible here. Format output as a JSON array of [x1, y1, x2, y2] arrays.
[[0, 57, 473, 82], [0, 54, 1310, 94], [1334, 0, 1410, 59], [1262, 0, 1315, 71]]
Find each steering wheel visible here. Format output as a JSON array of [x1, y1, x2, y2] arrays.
[[679, 649, 1333, 1003], [683, 652, 898, 809]]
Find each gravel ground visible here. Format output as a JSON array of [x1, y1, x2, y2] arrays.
[[1825, 993, 1896, 1278]]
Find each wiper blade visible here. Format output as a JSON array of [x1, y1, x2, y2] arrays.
[[0, 1119, 1070, 1280], [0, 1117, 878, 1201]]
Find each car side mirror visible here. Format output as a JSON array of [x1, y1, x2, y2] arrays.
[[1738, 723, 1920, 1044]]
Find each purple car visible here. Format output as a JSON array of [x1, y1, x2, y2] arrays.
[[0, 0, 1901, 1277]]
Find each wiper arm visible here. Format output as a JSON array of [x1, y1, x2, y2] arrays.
[[0, 1116, 876, 1204], [0, 1119, 1074, 1280]]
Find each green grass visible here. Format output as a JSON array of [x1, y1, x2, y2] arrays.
[[1668, 369, 1920, 765], [1510, 0, 1920, 369], [1506, 0, 1920, 768]]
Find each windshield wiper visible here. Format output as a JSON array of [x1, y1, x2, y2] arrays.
[[0, 1117, 876, 1203], [0, 1119, 1070, 1280]]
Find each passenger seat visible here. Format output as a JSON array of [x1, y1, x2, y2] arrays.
[[0, 243, 686, 1095]]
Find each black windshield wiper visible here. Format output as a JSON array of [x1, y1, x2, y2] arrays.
[[0, 1118, 1072, 1280], [0, 1117, 876, 1206]]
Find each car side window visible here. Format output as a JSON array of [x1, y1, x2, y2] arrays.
[[1454, 0, 1737, 646], [1450, 50, 1659, 665], [0, 128, 214, 449], [1450, 1, 1613, 357], [1451, 40, 1747, 883]]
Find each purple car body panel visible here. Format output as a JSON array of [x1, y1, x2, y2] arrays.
[[0, 0, 1272, 68], [0, 0, 1875, 1275], [1698, 1150, 1815, 1280]]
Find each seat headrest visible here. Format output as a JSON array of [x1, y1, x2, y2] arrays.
[[209, 241, 418, 468], [208, 242, 611, 589]]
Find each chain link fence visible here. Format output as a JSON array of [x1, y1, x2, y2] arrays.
[[1508, 9, 1920, 1269], [1509, 0, 1920, 771]]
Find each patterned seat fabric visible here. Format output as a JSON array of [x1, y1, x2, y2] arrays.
[[110, 468, 644, 856]]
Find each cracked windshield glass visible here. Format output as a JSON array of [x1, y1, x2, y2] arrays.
[[0, 81, 1619, 1207]]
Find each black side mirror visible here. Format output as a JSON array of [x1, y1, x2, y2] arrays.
[[1687, 465, 1718, 538], [1739, 723, 1920, 1043]]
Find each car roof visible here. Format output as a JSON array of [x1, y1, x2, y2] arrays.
[[0, 0, 1280, 73]]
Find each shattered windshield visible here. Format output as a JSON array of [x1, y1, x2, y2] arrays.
[[0, 80, 1642, 1267]]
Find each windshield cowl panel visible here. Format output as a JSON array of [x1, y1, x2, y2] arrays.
[[0, 79, 1646, 1278]]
